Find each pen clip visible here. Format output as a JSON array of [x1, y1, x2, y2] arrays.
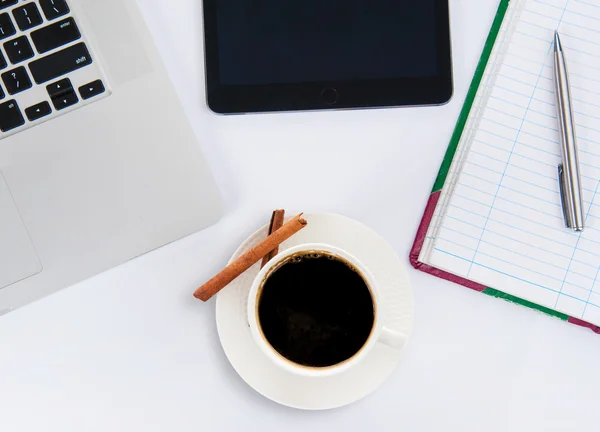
[[558, 164, 573, 229]]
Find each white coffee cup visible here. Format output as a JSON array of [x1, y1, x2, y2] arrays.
[[247, 243, 407, 378]]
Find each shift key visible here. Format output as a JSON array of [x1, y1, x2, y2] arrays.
[[29, 42, 92, 84]]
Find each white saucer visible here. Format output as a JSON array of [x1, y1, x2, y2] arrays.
[[215, 213, 414, 410]]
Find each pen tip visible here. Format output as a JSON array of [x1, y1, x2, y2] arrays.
[[554, 31, 563, 52]]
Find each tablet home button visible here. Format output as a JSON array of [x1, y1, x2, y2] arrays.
[[321, 88, 338, 105]]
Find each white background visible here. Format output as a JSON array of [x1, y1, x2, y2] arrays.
[[1, 0, 599, 431]]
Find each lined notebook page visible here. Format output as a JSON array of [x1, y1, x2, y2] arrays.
[[429, 0, 600, 326]]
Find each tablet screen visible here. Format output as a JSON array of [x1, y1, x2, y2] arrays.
[[216, 0, 439, 86]]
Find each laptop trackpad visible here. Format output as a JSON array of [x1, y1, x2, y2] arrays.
[[0, 173, 42, 289]]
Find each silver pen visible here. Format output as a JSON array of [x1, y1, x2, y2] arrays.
[[554, 31, 585, 232]]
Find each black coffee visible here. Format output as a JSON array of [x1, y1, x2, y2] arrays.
[[257, 252, 375, 368]]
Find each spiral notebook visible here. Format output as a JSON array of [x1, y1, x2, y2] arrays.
[[411, 0, 600, 333]]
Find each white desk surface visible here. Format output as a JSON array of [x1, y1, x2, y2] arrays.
[[2, 0, 600, 431]]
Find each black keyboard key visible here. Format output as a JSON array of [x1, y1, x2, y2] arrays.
[[31, 17, 80, 54], [0, 49, 6, 69], [47, 78, 77, 110], [46, 77, 71, 97], [0, 12, 15, 41], [79, 80, 105, 100], [1, 66, 31, 94], [51, 89, 77, 110], [39, 0, 69, 20], [0, 0, 17, 11], [12, 3, 42, 31], [25, 101, 51, 121], [4, 36, 33, 64], [0, 86, 4, 99], [29, 42, 92, 84], [0, 99, 24, 132]]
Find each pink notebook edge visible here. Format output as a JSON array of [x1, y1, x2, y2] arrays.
[[409, 191, 600, 335]]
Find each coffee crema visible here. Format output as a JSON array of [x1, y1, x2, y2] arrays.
[[257, 251, 375, 368]]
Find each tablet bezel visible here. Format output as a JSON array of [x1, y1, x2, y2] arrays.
[[203, 0, 453, 114]]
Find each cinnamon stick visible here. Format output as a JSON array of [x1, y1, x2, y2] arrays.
[[261, 209, 286, 268], [194, 213, 307, 302]]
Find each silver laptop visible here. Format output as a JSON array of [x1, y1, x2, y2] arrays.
[[0, 0, 223, 314]]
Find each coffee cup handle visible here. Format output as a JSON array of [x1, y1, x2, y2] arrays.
[[378, 327, 408, 350]]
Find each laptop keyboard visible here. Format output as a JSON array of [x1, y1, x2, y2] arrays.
[[0, 0, 110, 138]]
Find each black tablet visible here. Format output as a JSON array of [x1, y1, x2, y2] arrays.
[[203, 0, 453, 114]]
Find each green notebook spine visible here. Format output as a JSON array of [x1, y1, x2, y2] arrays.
[[432, 0, 511, 193], [482, 288, 570, 321]]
